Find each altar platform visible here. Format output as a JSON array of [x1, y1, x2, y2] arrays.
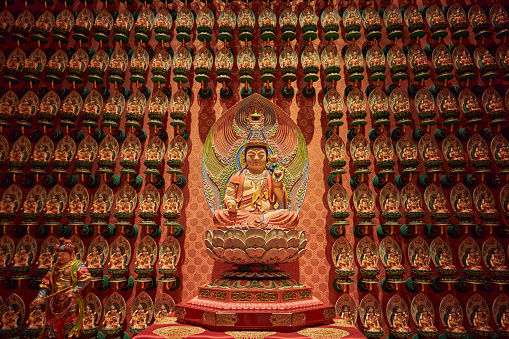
[[136, 317, 366, 338]]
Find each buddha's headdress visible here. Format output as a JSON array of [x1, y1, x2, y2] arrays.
[[244, 100, 269, 149]]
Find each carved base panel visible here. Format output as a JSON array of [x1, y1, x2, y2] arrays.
[[175, 298, 334, 332]]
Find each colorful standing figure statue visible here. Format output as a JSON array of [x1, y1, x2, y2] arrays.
[[353, 184, 376, 237], [331, 237, 355, 292], [411, 294, 439, 338], [442, 134, 468, 181], [373, 134, 395, 187], [474, 184, 500, 231], [31, 239, 90, 339], [396, 135, 420, 183], [102, 292, 126, 337], [439, 295, 467, 338], [426, 5, 448, 41], [66, 184, 89, 234], [378, 183, 402, 237], [467, 294, 494, 338], [482, 87, 507, 130], [42, 185, 67, 233], [0, 185, 22, 233], [20, 185, 46, 231], [350, 133, 371, 184], [425, 184, 451, 234], [129, 292, 153, 335], [483, 237, 509, 288], [408, 237, 434, 290], [359, 294, 384, 338], [492, 134, 509, 179], [7, 136, 31, 181], [451, 183, 476, 232], [133, 236, 157, 288], [114, 185, 138, 236], [493, 294, 509, 337], [85, 236, 108, 284], [326, 134, 347, 185], [418, 134, 443, 182], [11, 234, 36, 282], [356, 237, 380, 291], [328, 184, 349, 236], [459, 237, 484, 287], [459, 88, 483, 129], [74, 135, 98, 179], [107, 236, 131, 289], [157, 236, 180, 290], [379, 237, 405, 292], [387, 295, 412, 338], [431, 238, 458, 288]]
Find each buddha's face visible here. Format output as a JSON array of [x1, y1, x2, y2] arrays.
[[245, 147, 267, 171], [57, 251, 70, 264]]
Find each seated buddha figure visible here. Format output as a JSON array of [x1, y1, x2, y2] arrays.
[[456, 195, 474, 214], [445, 307, 464, 333], [488, 248, 507, 271], [130, 304, 149, 330], [86, 246, 103, 269], [437, 249, 456, 270], [383, 194, 399, 213], [417, 307, 437, 332], [104, 304, 122, 330], [413, 248, 432, 271], [473, 307, 492, 332], [465, 249, 483, 271], [363, 306, 383, 333], [406, 194, 423, 213], [500, 306, 509, 332], [391, 306, 410, 333], [473, 145, 490, 161], [135, 246, 152, 270], [432, 195, 449, 214], [26, 304, 44, 329], [331, 194, 346, 212], [334, 248, 352, 271], [213, 141, 298, 229], [360, 248, 378, 270], [36, 247, 54, 269], [424, 145, 440, 161], [480, 195, 497, 214], [155, 304, 170, 323], [386, 247, 404, 270], [82, 304, 98, 330], [110, 247, 126, 270], [339, 305, 354, 326], [13, 246, 31, 267], [449, 145, 465, 161]]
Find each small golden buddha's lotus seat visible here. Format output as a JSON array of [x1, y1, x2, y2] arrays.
[[204, 228, 307, 265]]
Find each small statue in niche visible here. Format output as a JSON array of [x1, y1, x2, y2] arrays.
[[338, 305, 354, 326], [68, 194, 86, 215], [390, 306, 411, 333], [407, 194, 424, 213], [92, 193, 110, 214], [382, 193, 399, 213], [437, 249, 456, 271], [360, 247, 378, 270], [130, 303, 149, 330], [82, 304, 98, 330], [473, 306, 492, 332], [155, 304, 170, 323], [86, 246, 103, 269], [135, 246, 152, 270], [331, 193, 347, 212], [140, 194, 157, 213], [122, 142, 140, 162], [159, 247, 177, 270], [116, 194, 132, 214], [488, 248, 507, 271], [479, 194, 497, 215], [44, 195, 63, 215], [465, 248, 483, 271], [26, 304, 44, 330], [432, 194, 449, 214], [163, 194, 180, 214], [363, 306, 383, 333], [1, 304, 20, 330], [13, 246, 31, 267], [413, 247, 432, 272], [109, 247, 126, 270], [53, 144, 72, 162], [445, 306, 465, 334], [334, 248, 353, 272], [386, 247, 404, 270], [104, 303, 122, 330], [36, 247, 54, 269], [417, 307, 437, 332]]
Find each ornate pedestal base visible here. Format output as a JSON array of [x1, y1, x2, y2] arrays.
[[176, 294, 334, 332]]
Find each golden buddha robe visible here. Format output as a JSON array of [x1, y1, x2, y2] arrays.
[[213, 169, 298, 229]]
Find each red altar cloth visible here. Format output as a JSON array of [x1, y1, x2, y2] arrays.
[[135, 318, 366, 338]]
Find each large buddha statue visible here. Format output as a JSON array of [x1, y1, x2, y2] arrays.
[[212, 105, 299, 229]]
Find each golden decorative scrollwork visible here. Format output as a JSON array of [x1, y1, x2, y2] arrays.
[[216, 313, 238, 326], [297, 327, 350, 338], [153, 325, 205, 339], [225, 331, 276, 338], [269, 313, 292, 326], [324, 307, 336, 319], [292, 313, 307, 327]]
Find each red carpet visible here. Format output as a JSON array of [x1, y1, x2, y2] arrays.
[[135, 318, 366, 338]]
